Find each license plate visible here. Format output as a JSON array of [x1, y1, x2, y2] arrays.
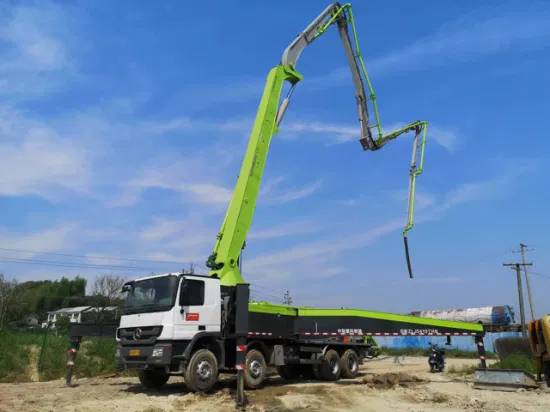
[[129, 349, 141, 357]]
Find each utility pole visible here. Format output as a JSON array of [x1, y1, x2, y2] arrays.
[[513, 243, 536, 320], [283, 291, 293, 306], [503, 262, 532, 338]]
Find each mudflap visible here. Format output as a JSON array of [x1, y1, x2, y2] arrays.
[[473, 368, 539, 391]]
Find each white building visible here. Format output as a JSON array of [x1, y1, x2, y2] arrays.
[[41, 306, 119, 328]]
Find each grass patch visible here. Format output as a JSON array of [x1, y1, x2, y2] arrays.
[[0, 330, 120, 383], [492, 353, 537, 374], [380, 347, 497, 359]]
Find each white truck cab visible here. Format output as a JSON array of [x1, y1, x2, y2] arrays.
[[116, 273, 222, 376]]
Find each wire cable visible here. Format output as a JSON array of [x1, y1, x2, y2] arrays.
[[0, 246, 198, 266], [0, 257, 176, 272], [530, 270, 550, 280]]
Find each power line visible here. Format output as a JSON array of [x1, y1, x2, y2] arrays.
[[530, 270, 550, 280], [249, 288, 282, 301], [0, 247, 199, 266], [250, 282, 286, 296], [0, 257, 178, 272]]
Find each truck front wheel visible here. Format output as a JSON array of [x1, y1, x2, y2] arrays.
[[184, 349, 219, 393], [244, 349, 267, 389], [139, 369, 170, 389], [340, 349, 359, 379]]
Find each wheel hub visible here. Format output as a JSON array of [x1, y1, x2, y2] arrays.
[[348, 358, 357, 372], [196, 360, 213, 381], [330, 358, 339, 374], [249, 359, 262, 378]]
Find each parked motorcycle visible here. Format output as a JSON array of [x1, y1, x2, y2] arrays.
[[428, 342, 445, 372]]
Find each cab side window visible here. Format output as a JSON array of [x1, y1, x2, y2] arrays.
[[180, 279, 205, 306]]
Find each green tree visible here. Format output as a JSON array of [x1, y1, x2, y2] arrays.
[[55, 316, 71, 335]]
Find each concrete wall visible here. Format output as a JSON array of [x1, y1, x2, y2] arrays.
[[375, 331, 521, 353]]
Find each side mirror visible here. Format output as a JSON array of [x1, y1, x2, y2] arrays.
[[121, 283, 132, 293]]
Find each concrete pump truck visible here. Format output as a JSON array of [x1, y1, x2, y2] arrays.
[[115, 2, 486, 396]]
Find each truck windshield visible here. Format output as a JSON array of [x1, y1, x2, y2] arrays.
[[123, 276, 179, 315]]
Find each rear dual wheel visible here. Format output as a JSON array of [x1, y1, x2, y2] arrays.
[[340, 349, 359, 379], [277, 363, 302, 380], [312, 349, 342, 381]]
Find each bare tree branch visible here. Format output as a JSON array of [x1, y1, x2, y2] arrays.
[[92, 274, 127, 304], [0, 274, 19, 331]]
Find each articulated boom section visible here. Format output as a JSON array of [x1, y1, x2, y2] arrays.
[[206, 2, 429, 285]]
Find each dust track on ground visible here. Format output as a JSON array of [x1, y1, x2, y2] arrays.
[[25, 345, 40, 382], [0, 357, 548, 412]]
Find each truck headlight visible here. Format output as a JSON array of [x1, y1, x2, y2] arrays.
[[152, 347, 164, 357]]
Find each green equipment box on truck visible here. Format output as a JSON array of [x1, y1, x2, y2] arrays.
[[114, 2, 487, 396]]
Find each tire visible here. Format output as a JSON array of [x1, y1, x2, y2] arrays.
[[312, 364, 324, 380], [184, 349, 219, 393], [320, 349, 341, 381], [244, 349, 267, 389], [138, 369, 170, 389], [544, 361, 550, 388], [340, 349, 359, 379], [429, 363, 435, 373], [300, 364, 317, 380], [277, 363, 301, 380]]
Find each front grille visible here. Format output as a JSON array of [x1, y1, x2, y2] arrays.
[[118, 326, 163, 345]]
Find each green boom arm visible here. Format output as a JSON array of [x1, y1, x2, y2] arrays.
[[206, 2, 427, 286]]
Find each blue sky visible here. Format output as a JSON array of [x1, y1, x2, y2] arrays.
[[1, 0, 549, 319]]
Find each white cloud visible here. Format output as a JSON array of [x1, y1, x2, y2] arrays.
[[390, 190, 436, 211], [366, 7, 550, 76], [263, 179, 324, 204], [339, 199, 357, 207], [111, 148, 235, 208], [139, 218, 190, 241], [0, 1, 78, 99], [280, 120, 457, 152], [244, 161, 535, 282], [428, 126, 458, 153], [144, 117, 197, 134], [249, 221, 321, 240], [420, 159, 535, 221], [0, 105, 92, 200], [112, 143, 322, 208], [0, 225, 77, 257], [133, 217, 218, 269], [259, 176, 287, 196], [308, 6, 550, 87], [245, 217, 403, 276]]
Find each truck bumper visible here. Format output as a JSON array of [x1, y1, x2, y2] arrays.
[[116, 343, 173, 368]]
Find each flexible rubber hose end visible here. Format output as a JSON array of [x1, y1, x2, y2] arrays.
[[404, 236, 413, 279]]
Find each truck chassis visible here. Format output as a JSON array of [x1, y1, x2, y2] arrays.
[[113, 282, 486, 392]]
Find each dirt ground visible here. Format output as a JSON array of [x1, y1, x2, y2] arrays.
[[1, 357, 549, 412]]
